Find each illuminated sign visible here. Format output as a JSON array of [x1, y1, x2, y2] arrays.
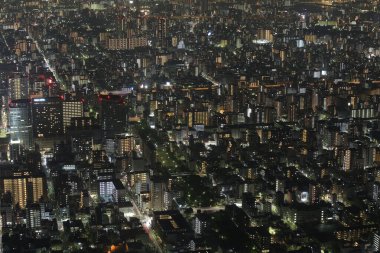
[[34, 98, 46, 102]]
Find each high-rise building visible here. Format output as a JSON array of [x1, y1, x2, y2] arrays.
[[156, 18, 168, 48], [106, 37, 148, 50], [8, 99, 32, 150], [309, 183, 319, 204], [31, 97, 63, 138], [187, 110, 211, 128], [9, 142, 23, 162], [193, 212, 210, 235], [98, 180, 115, 202], [8, 74, 29, 100], [275, 178, 285, 193], [1, 171, 45, 208], [115, 133, 135, 157], [98, 179, 125, 203], [67, 117, 101, 162], [150, 176, 167, 211], [372, 182, 380, 202], [256, 29, 273, 43], [26, 203, 41, 228], [374, 232, 380, 252], [99, 95, 127, 139], [62, 100, 83, 133], [343, 149, 352, 172]]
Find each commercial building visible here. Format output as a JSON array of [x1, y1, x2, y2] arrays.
[[8, 99, 32, 150], [31, 97, 63, 138], [62, 100, 83, 133], [99, 94, 127, 139]]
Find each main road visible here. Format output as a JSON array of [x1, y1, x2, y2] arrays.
[[128, 194, 163, 253], [27, 32, 65, 90]]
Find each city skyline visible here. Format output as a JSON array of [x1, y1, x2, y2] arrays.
[[0, 0, 380, 252]]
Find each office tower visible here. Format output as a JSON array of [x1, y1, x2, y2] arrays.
[[99, 95, 127, 139], [31, 97, 63, 138], [8, 74, 29, 100], [1, 171, 45, 208], [156, 18, 168, 48], [8, 99, 32, 150], [62, 100, 83, 133]]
